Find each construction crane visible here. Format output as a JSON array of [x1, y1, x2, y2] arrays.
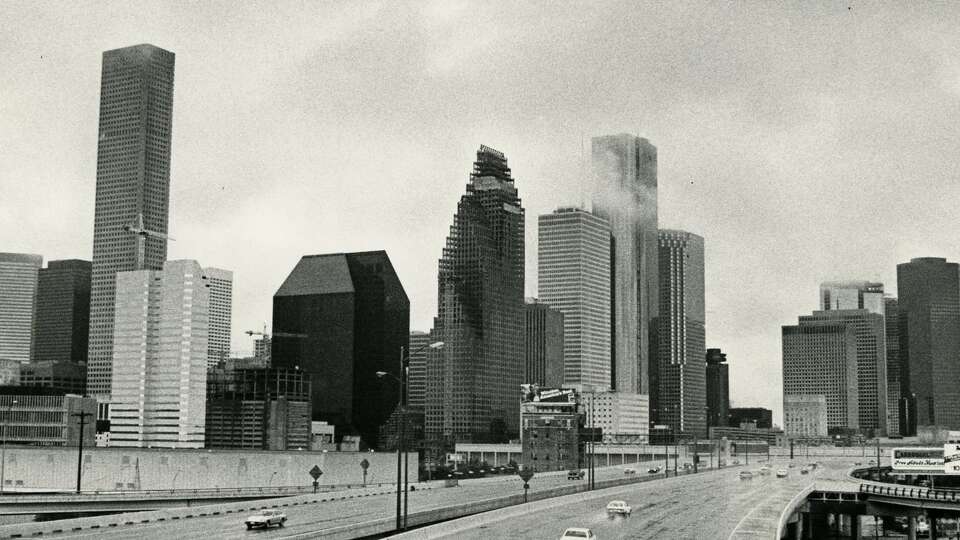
[[244, 326, 307, 339], [122, 213, 174, 270]]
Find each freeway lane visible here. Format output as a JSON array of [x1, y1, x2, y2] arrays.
[[40, 460, 670, 539], [401, 459, 858, 540]]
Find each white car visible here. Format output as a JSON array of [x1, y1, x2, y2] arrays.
[[776, 469, 788, 478], [560, 527, 596, 539], [606, 500, 632, 516], [739, 470, 754, 480], [759, 466, 771, 475], [623, 467, 636, 474], [245, 509, 287, 529]]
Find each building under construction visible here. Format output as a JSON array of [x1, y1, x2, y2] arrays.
[[205, 368, 311, 450]]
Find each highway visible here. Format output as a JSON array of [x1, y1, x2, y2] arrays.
[[400, 458, 858, 540], [36, 459, 670, 539]]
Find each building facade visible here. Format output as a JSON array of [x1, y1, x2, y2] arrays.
[[706, 348, 729, 429], [0, 253, 42, 364], [783, 394, 828, 438], [800, 310, 887, 435], [884, 296, 902, 436], [33, 260, 91, 365], [897, 257, 960, 429], [0, 391, 96, 447], [407, 331, 431, 410], [820, 281, 885, 314], [657, 230, 706, 437], [204, 268, 233, 368], [782, 322, 859, 432], [582, 390, 648, 438], [427, 145, 525, 453], [0, 360, 20, 386], [254, 337, 271, 365], [537, 207, 612, 391], [110, 260, 209, 448], [590, 135, 658, 397], [523, 299, 564, 387], [520, 390, 580, 472], [204, 367, 311, 450], [272, 251, 409, 450], [19, 362, 86, 395], [87, 44, 175, 403]]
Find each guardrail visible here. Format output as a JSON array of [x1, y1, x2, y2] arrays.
[[860, 483, 960, 502], [0, 482, 396, 501]]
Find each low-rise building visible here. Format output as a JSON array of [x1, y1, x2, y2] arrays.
[[19, 362, 85, 395], [784, 394, 829, 438], [521, 388, 580, 472], [0, 360, 20, 386], [0, 389, 96, 447]]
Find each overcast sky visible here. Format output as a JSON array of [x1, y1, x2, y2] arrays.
[[4, 2, 960, 424]]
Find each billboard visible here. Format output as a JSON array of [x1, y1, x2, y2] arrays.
[[891, 447, 944, 471], [945, 444, 960, 474]]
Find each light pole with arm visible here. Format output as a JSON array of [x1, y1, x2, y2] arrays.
[[1, 400, 16, 495], [377, 340, 443, 532]]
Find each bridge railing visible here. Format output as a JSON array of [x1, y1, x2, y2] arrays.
[[0, 482, 397, 501], [860, 483, 960, 502]]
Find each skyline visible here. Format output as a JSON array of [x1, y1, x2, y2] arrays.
[[5, 3, 960, 423]]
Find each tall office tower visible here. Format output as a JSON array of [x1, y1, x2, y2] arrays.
[[523, 299, 564, 387], [821, 281, 885, 314], [272, 251, 409, 449], [537, 208, 611, 390], [407, 331, 432, 410], [897, 257, 960, 429], [657, 230, 706, 437], [87, 44, 175, 403], [884, 297, 902, 436], [590, 135, 657, 396], [800, 310, 887, 435], [110, 260, 208, 448], [705, 348, 729, 429], [254, 337, 271, 364], [33, 260, 91, 365], [204, 268, 233, 368], [0, 253, 42, 363], [782, 321, 859, 432], [427, 145, 525, 452]]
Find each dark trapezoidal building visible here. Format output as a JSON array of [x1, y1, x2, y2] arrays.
[[271, 251, 409, 450], [426, 145, 525, 453]]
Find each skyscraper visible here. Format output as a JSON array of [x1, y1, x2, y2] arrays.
[[0, 253, 42, 364], [33, 260, 91, 365], [897, 257, 960, 429], [537, 207, 611, 390], [427, 145, 525, 452], [590, 134, 657, 396], [820, 281, 885, 314], [271, 251, 409, 449], [800, 310, 887, 435], [110, 260, 208, 448], [407, 331, 432, 410], [884, 296, 901, 436], [88, 44, 175, 402], [657, 230, 706, 437], [705, 348, 729, 429], [782, 322, 859, 432], [204, 268, 233, 368], [523, 299, 564, 388]]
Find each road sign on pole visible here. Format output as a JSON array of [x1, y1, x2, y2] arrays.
[[309, 465, 323, 480], [518, 467, 534, 503], [361, 458, 370, 485]]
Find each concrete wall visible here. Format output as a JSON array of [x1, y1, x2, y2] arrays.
[[1, 446, 414, 491]]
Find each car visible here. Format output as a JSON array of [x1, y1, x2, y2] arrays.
[[732, 459, 740, 465], [606, 500, 632, 516], [800, 467, 809, 475], [568, 469, 585, 480], [682, 463, 693, 470], [777, 469, 788, 478], [739, 471, 754, 480], [245, 509, 286, 529], [560, 527, 596, 539], [623, 467, 636, 474], [788, 463, 796, 468], [647, 466, 661, 474], [759, 466, 771, 475]]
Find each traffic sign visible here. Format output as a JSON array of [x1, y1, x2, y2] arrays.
[[518, 467, 534, 483], [360, 458, 370, 470], [309, 465, 323, 480]]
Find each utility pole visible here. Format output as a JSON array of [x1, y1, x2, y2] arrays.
[[72, 411, 93, 494]]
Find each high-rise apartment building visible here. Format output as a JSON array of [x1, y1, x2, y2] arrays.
[[33, 260, 91, 365], [782, 322, 859, 431], [110, 260, 208, 448], [537, 208, 611, 390], [705, 348, 729, 429], [408, 331, 431, 410], [88, 44, 175, 402], [0, 253, 42, 363], [657, 230, 706, 437], [590, 135, 657, 396], [800, 310, 887, 435], [272, 251, 409, 449], [820, 281, 885, 314], [884, 297, 901, 436], [897, 257, 960, 429], [427, 145, 525, 453], [204, 268, 232, 368], [523, 299, 564, 387]]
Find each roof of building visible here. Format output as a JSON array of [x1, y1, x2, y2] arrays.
[[275, 254, 355, 297]]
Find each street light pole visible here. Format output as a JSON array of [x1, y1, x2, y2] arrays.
[[1, 400, 16, 495], [394, 346, 404, 532]]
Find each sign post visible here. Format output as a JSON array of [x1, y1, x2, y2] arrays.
[[309, 465, 323, 493], [518, 467, 534, 503], [360, 458, 370, 486]]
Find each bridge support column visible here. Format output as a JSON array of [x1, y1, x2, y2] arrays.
[[801, 513, 812, 540], [848, 514, 859, 538], [793, 513, 803, 540], [908, 516, 917, 540], [928, 513, 937, 540]]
